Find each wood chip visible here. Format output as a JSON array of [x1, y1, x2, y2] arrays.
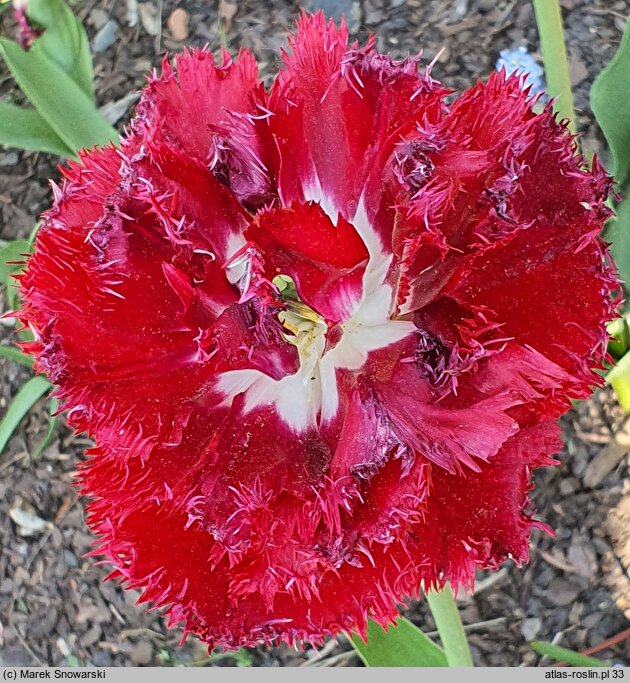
[[538, 549, 578, 574], [437, 15, 481, 37], [606, 494, 630, 619], [583, 440, 628, 488], [138, 3, 160, 36], [9, 503, 53, 537], [167, 8, 189, 41], [219, 0, 238, 32]]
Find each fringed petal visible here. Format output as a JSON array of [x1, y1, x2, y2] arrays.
[[18, 15, 617, 651]]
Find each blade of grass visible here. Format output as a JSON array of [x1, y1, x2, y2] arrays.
[[0, 346, 34, 368], [426, 584, 474, 667], [531, 642, 609, 667], [532, 0, 577, 135], [32, 397, 58, 459], [0, 375, 50, 455]]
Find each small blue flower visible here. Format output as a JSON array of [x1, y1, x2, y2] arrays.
[[496, 47, 546, 98]]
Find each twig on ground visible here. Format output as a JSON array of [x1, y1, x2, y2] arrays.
[[425, 617, 508, 639]]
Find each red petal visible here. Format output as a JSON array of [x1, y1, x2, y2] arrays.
[[413, 421, 561, 589], [136, 49, 259, 166], [393, 72, 616, 318], [18, 17, 617, 652], [268, 13, 447, 225], [246, 202, 368, 321], [449, 223, 614, 392], [377, 361, 518, 474], [134, 50, 275, 211], [19, 137, 287, 461], [79, 397, 427, 648]]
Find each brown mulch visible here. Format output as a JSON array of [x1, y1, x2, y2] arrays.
[[1, 0, 629, 667]]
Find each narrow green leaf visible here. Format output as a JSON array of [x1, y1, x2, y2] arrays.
[[27, 0, 94, 98], [32, 397, 58, 459], [0, 375, 50, 456], [0, 38, 118, 153], [350, 618, 447, 667], [28, 222, 41, 246], [592, 19, 630, 188], [606, 196, 630, 310], [0, 102, 72, 157], [531, 642, 609, 667], [426, 584, 474, 667], [0, 346, 34, 368], [532, 0, 577, 135]]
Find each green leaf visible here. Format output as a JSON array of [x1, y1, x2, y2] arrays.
[[608, 316, 630, 359], [532, 0, 577, 135], [0, 38, 118, 153], [0, 239, 30, 281], [0, 375, 50, 456], [32, 397, 58, 459], [0, 102, 72, 157], [28, 222, 41, 246], [531, 642, 610, 667], [592, 18, 630, 188], [351, 618, 448, 667], [426, 584, 474, 667], [606, 196, 630, 310], [0, 346, 34, 368], [27, 0, 94, 99], [0, 239, 31, 310], [607, 349, 630, 411]]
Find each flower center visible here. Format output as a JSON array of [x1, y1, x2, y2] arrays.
[[273, 274, 329, 381], [218, 203, 417, 432], [278, 300, 327, 382]]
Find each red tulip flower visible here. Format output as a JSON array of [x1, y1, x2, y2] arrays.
[[19, 13, 617, 649]]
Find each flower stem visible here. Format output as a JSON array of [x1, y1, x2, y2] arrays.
[[532, 0, 577, 135], [425, 583, 474, 667]]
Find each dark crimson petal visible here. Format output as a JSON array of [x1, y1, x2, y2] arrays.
[[209, 301, 298, 379], [133, 50, 276, 212], [135, 49, 260, 166], [448, 223, 615, 392], [267, 13, 448, 227], [412, 421, 561, 588], [85, 469, 423, 649], [79, 384, 438, 648], [394, 72, 616, 318], [79, 403, 421, 648], [137, 142, 251, 263], [19, 137, 295, 460], [371, 344, 520, 474], [246, 202, 369, 321]]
